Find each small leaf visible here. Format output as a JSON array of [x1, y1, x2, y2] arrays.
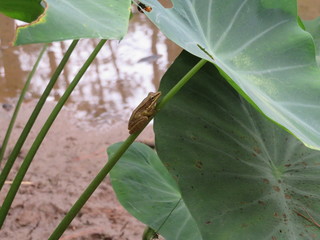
[[14, 0, 131, 45], [108, 142, 202, 240]]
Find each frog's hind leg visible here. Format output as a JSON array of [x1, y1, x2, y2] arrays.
[[129, 116, 149, 134]]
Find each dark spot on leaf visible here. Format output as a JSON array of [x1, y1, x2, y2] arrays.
[[284, 164, 291, 167], [191, 135, 198, 141], [285, 194, 292, 199], [262, 178, 269, 184], [205, 221, 212, 224], [274, 212, 279, 217], [253, 146, 261, 154], [195, 160, 203, 169], [164, 162, 170, 167], [273, 186, 280, 192], [258, 200, 266, 206]]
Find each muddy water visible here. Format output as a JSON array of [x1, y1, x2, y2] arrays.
[[0, 1, 319, 128], [0, 10, 181, 128]]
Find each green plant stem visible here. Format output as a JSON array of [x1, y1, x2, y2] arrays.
[[48, 132, 139, 240], [142, 226, 158, 240], [156, 59, 207, 110], [0, 44, 48, 166], [48, 58, 208, 240], [0, 40, 79, 191], [0, 39, 107, 228]]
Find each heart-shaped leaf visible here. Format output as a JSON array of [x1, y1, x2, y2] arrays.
[[142, 0, 320, 149], [154, 50, 320, 239], [108, 142, 202, 240], [14, 0, 131, 45]]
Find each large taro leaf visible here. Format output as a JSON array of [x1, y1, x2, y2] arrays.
[[154, 50, 320, 239], [108, 142, 202, 240], [141, 0, 320, 150], [14, 0, 130, 45], [0, 0, 44, 22]]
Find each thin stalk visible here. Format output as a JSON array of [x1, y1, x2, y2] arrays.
[[48, 132, 139, 240], [156, 59, 207, 110], [48, 58, 207, 240], [142, 226, 158, 240], [0, 44, 48, 166], [0, 39, 107, 228], [142, 198, 182, 239], [0, 40, 79, 191]]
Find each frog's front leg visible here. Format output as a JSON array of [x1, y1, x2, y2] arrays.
[[129, 116, 149, 134]]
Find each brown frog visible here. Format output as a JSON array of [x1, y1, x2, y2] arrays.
[[128, 91, 161, 134]]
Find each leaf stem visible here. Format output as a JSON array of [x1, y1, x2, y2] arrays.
[[0, 44, 48, 166], [0, 40, 79, 191], [0, 39, 106, 228], [48, 57, 208, 239], [157, 59, 207, 110], [48, 133, 139, 240]]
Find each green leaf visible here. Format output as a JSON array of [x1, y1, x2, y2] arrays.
[[14, 0, 131, 45], [154, 50, 320, 239], [108, 142, 202, 240], [142, 0, 320, 149], [0, 0, 44, 22], [304, 17, 320, 65]]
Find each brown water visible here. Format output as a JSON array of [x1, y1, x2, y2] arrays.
[[0, 0, 319, 128], [0, 10, 181, 128]]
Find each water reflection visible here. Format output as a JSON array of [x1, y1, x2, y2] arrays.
[[1, 0, 316, 129], [0, 11, 181, 128]]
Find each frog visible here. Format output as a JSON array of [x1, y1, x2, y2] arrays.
[[128, 91, 161, 134]]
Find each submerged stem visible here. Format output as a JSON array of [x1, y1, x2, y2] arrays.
[[0, 39, 106, 228], [0, 44, 48, 166], [0, 40, 79, 191]]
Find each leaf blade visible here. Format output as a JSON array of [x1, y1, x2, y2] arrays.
[[143, 0, 320, 149], [155, 50, 320, 239], [108, 142, 202, 240]]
